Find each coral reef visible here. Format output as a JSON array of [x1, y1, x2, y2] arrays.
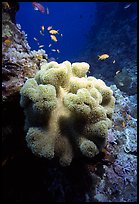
[[2, 2, 19, 23], [114, 67, 137, 95], [3, 84, 136, 202], [93, 85, 137, 202], [2, 2, 137, 202], [2, 2, 48, 102], [2, 1, 48, 178], [20, 61, 115, 166]]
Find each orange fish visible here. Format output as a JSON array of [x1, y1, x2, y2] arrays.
[[4, 39, 12, 46], [41, 25, 45, 31], [122, 121, 126, 128], [47, 26, 52, 31], [50, 35, 58, 42], [49, 29, 59, 34], [127, 114, 131, 121], [98, 54, 109, 60]]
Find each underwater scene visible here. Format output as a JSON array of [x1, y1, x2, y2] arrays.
[[2, 2, 137, 202]]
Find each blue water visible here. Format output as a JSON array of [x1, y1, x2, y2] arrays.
[[16, 2, 96, 63]]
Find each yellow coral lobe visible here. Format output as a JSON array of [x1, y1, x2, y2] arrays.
[[72, 62, 89, 77], [20, 61, 115, 166]]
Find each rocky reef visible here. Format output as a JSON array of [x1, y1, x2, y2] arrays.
[[114, 66, 137, 95], [2, 2, 48, 102], [2, 1, 48, 162], [94, 84, 137, 202], [76, 2, 137, 96]]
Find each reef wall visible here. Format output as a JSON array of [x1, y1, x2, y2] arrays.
[[2, 1, 48, 186], [77, 2, 137, 95]]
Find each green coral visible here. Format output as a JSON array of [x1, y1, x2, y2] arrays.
[[20, 61, 115, 166]]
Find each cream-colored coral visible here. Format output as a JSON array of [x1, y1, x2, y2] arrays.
[[20, 61, 115, 166]]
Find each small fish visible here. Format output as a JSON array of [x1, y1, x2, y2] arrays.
[[122, 121, 126, 128], [98, 54, 109, 60], [46, 7, 49, 14], [51, 49, 56, 52], [49, 29, 59, 34], [116, 70, 120, 75], [41, 25, 45, 31], [113, 60, 116, 63], [60, 33, 63, 37], [4, 39, 12, 46], [50, 35, 58, 42], [40, 30, 44, 36], [52, 49, 60, 53], [48, 44, 52, 47], [127, 114, 131, 121], [124, 3, 132, 9], [32, 2, 45, 13], [47, 26, 53, 31], [119, 82, 124, 86], [39, 45, 44, 48], [34, 37, 38, 41]]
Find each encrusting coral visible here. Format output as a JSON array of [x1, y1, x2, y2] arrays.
[[20, 61, 115, 166]]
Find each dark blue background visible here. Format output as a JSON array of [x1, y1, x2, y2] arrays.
[[16, 2, 96, 63]]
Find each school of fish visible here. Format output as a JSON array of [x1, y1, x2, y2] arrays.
[[31, 3, 115, 61], [32, 2, 63, 54]]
